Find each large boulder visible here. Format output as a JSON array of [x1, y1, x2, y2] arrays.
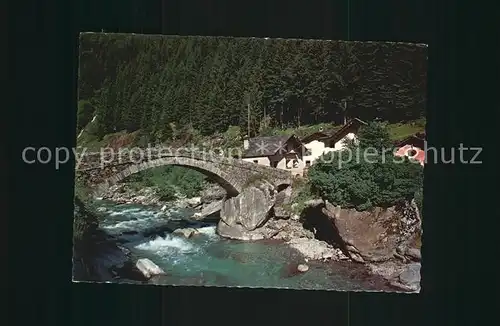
[[217, 181, 277, 240], [176, 197, 202, 208], [322, 200, 421, 262]]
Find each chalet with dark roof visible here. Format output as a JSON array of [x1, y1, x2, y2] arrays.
[[241, 135, 307, 176], [300, 118, 367, 169]]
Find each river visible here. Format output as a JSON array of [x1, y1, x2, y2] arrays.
[[95, 200, 394, 291]]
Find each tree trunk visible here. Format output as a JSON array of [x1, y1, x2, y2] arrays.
[[342, 99, 348, 125]]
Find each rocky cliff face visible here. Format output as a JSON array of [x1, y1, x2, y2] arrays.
[[300, 198, 422, 292], [320, 200, 421, 263]]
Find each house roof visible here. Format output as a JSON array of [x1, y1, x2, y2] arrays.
[[301, 130, 335, 144], [242, 135, 302, 158], [396, 132, 426, 148], [329, 118, 367, 139], [302, 118, 367, 144]]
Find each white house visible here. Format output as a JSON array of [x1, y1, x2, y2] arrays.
[[300, 118, 367, 170], [241, 118, 367, 177]]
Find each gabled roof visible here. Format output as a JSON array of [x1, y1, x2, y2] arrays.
[[301, 118, 367, 144], [396, 132, 426, 148], [242, 135, 302, 158], [301, 131, 332, 144], [329, 118, 367, 140]]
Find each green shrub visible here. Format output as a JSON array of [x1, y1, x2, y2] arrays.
[[291, 182, 315, 214], [356, 121, 394, 149], [126, 165, 208, 200], [222, 125, 243, 149], [308, 122, 423, 211], [156, 184, 178, 201]]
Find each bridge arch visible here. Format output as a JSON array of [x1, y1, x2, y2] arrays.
[[93, 157, 245, 197]]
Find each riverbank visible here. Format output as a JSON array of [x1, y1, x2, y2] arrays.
[[72, 197, 147, 283], [84, 200, 403, 291], [87, 183, 421, 292]]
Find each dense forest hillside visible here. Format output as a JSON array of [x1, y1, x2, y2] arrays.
[[77, 34, 427, 143]]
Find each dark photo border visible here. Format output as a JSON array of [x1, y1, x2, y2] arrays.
[[7, 0, 490, 325]]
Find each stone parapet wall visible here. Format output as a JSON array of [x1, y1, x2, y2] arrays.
[[76, 148, 292, 196]]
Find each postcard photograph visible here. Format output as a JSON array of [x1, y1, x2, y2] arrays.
[[72, 33, 427, 292]]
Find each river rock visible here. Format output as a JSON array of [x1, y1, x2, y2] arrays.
[[297, 264, 309, 273], [286, 237, 342, 261], [267, 219, 315, 241], [399, 263, 421, 284], [367, 260, 421, 292], [135, 258, 165, 279], [200, 184, 226, 203], [178, 197, 201, 208], [405, 248, 421, 261], [274, 206, 290, 219], [304, 199, 325, 208], [173, 227, 199, 238], [391, 262, 421, 292], [192, 200, 223, 221], [368, 261, 402, 281], [101, 184, 163, 206]]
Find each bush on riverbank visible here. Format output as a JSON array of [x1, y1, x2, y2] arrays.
[[283, 178, 315, 214], [308, 122, 423, 211], [123, 165, 210, 200]]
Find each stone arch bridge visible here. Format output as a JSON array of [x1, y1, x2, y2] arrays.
[[76, 147, 292, 197]]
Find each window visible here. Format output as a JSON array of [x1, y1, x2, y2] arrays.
[[407, 149, 418, 157], [305, 160, 311, 167], [285, 159, 292, 169], [253, 160, 259, 164], [292, 160, 299, 168]]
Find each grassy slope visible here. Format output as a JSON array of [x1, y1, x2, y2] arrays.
[[77, 119, 426, 150], [387, 118, 426, 141]]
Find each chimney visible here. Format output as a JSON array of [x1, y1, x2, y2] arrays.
[[243, 135, 250, 149]]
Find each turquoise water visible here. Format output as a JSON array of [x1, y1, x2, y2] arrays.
[[96, 200, 391, 291]]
